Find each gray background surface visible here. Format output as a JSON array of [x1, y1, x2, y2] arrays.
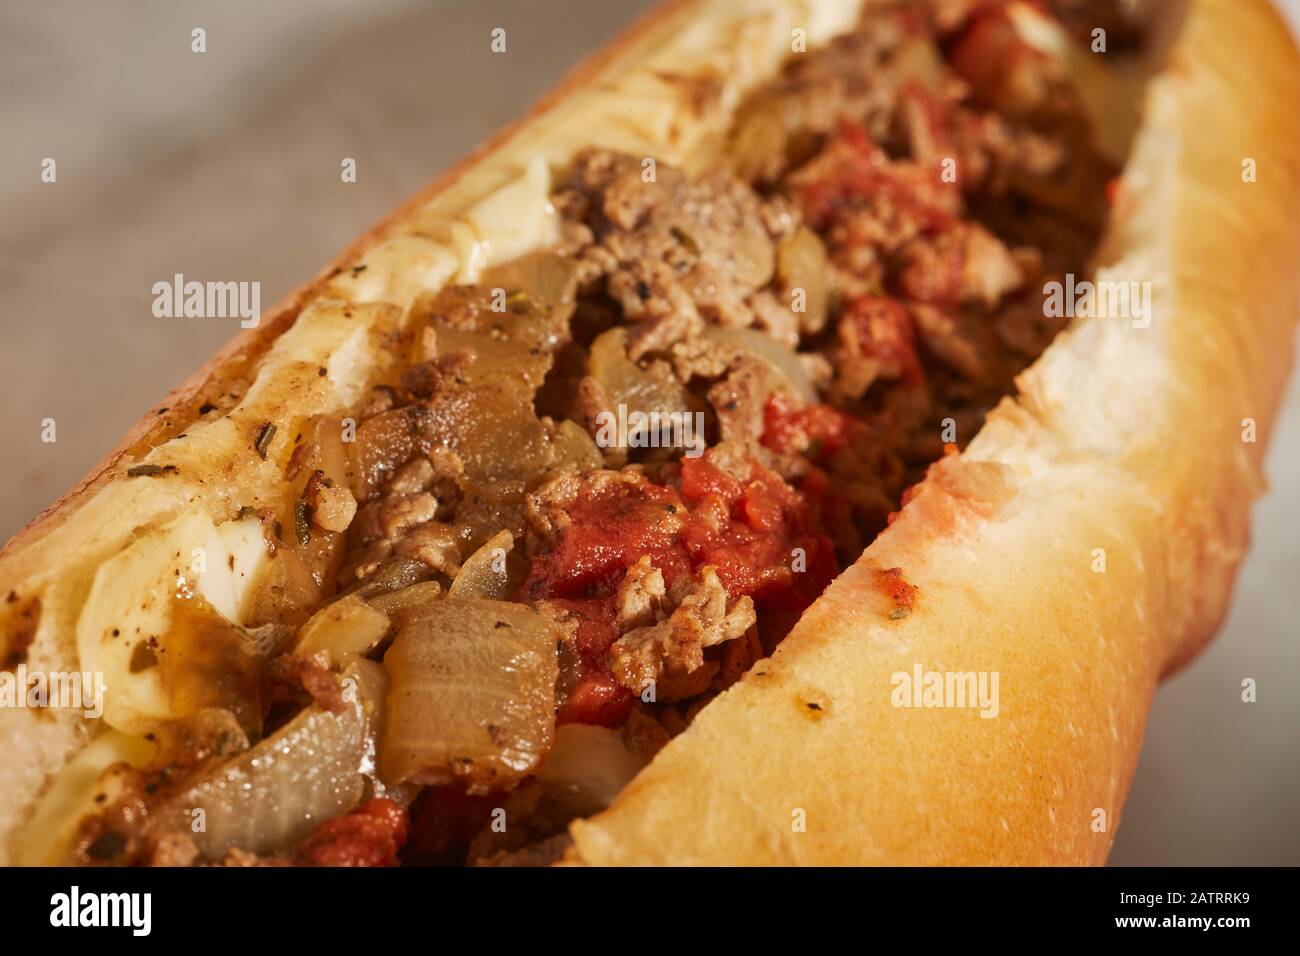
[[1, 0, 1296, 864]]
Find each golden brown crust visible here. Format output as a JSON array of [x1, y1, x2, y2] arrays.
[[565, 0, 1300, 865]]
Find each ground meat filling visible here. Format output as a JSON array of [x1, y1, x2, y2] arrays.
[[329, 0, 1113, 863], [77, 0, 1123, 867], [554, 148, 798, 358], [516, 447, 833, 727]]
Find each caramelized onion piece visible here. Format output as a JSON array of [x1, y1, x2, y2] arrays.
[[352, 406, 439, 500], [702, 327, 817, 403], [549, 419, 605, 471], [776, 226, 830, 335], [536, 724, 650, 812], [294, 595, 391, 669], [366, 580, 443, 619], [589, 327, 694, 420], [144, 663, 383, 859], [296, 415, 352, 484], [245, 548, 325, 628], [349, 556, 431, 600], [418, 260, 596, 485], [380, 599, 559, 792], [728, 218, 777, 291], [447, 530, 523, 600], [728, 105, 788, 182], [480, 251, 581, 324]]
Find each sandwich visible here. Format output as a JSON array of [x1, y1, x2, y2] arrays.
[[2, 0, 1297, 866]]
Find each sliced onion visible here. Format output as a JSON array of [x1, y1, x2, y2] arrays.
[[17, 731, 157, 865], [144, 663, 382, 859], [549, 419, 604, 472], [478, 251, 580, 318], [366, 580, 443, 618], [447, 529, 519, 600], [245, 547, 325, 628], [703, 327, 817, 403], [536, 724, 650, 811], [309, 414, 352, 488], [294, 595, 390, 669], [352, 408, 436, 500], [728, 105, 788, 182], [380, 599, 558, 791], [346, 660, 407, 803], [729, 221, 777, 290], [776, 226, 830, 335], [589, 327, 693, 417], [349, 556, 430, 600]]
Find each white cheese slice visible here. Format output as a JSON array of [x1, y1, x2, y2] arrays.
[[75, 508, 268, 735]]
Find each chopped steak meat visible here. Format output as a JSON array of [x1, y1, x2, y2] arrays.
[[555, 148, 790, 356], [610, 566, 756, 698], [72, 0, 1125, 868]]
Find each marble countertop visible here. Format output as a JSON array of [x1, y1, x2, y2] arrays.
[[1, 0, 1296, 865]]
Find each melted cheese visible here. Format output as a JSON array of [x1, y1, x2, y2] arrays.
[[15, 731, 156, 865], [455, 156, 559, 283], [75, 509, 269, 735]]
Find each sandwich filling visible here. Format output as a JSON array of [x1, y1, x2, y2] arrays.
[[54, 0, 1141, 867]]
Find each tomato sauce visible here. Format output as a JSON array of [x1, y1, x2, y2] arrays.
[[874, 566, 918, 620], [522, 479, 692, 601], [947, 8, 1045, 110], [762, 393, 864, 463], [797, 121, 958, 233], [522, 451, 837, 725], [295, 797, 409, 867], [677, 455, 836, 613], [402, 786, 498, 866], [843, 295, 925, 385]]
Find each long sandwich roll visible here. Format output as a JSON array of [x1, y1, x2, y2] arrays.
[[1, 0, 1296, 867]]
